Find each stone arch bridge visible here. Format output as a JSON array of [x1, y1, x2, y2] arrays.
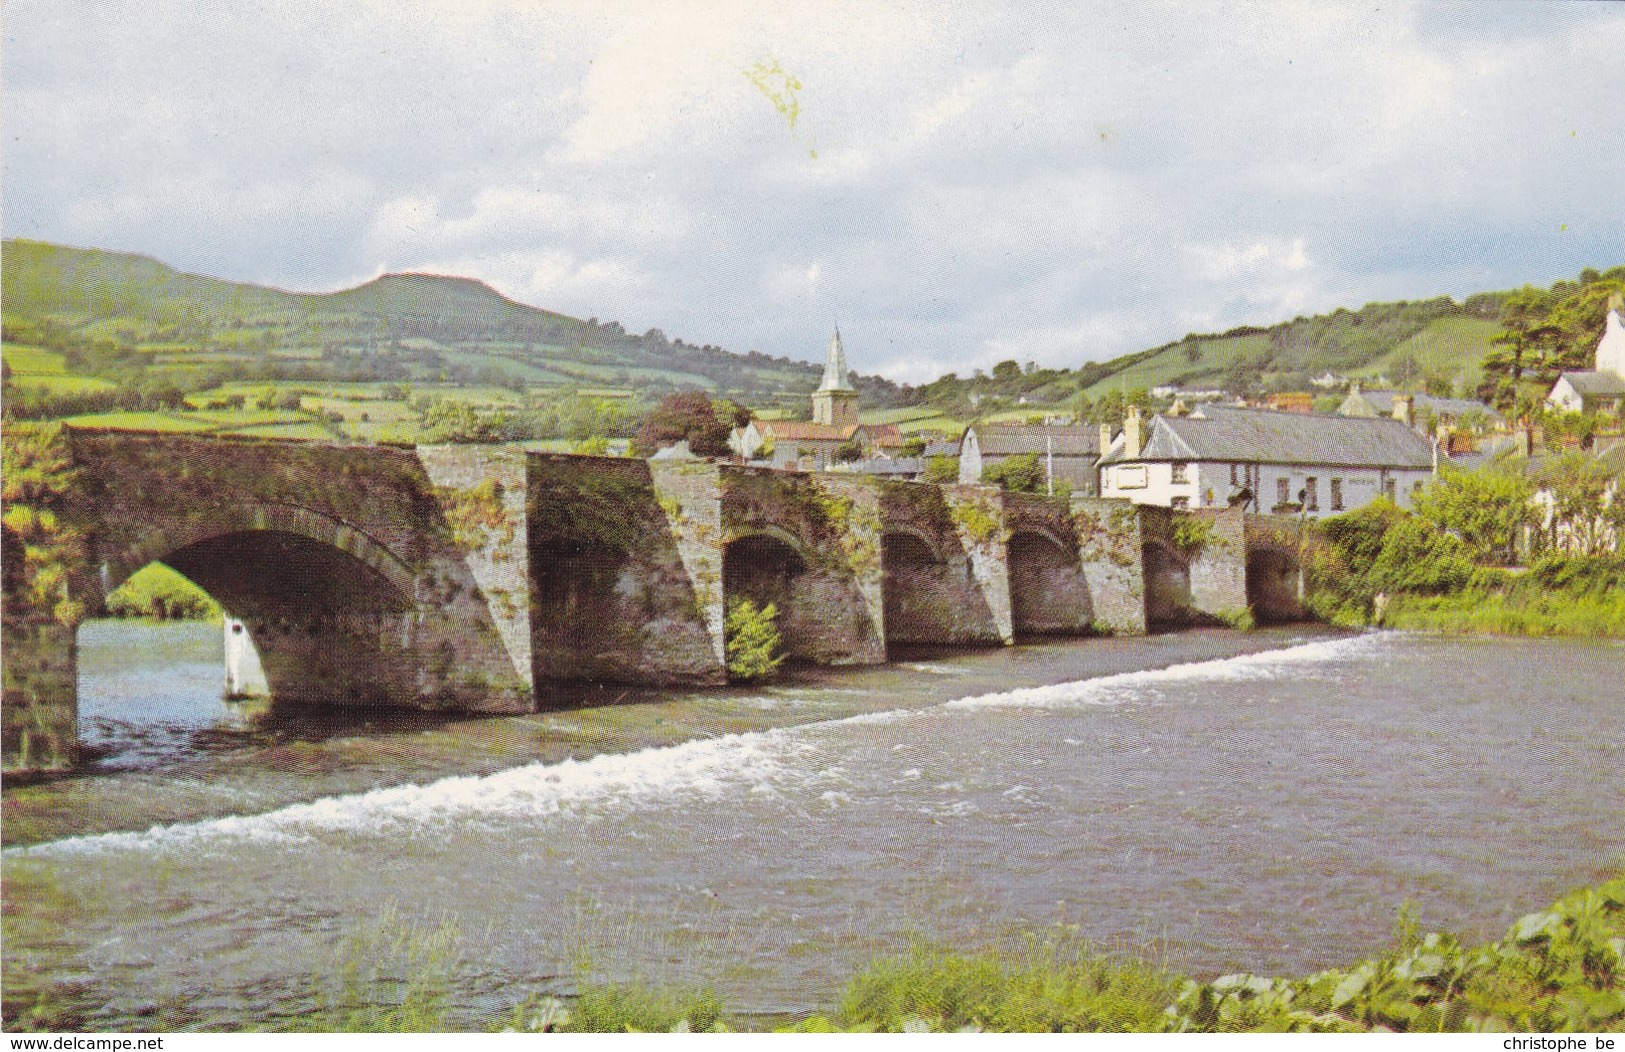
[[1, 431, 1311, 771]]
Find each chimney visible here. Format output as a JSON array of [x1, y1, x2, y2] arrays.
[[1124, 406, 1143, 460], [1098, 422, 1114, 458], [1393, 394, 1413, 428]]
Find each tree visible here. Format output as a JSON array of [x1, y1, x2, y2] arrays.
[[1410, 465, 1536, 565], [1530, 449, 1623, 556], [633, 390, 733, 457], [422, 398, 495, 443]]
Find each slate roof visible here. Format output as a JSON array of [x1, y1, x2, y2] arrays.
[[965, 423, 1100, 457], [1556, 371, 1625, 396], [1341, 388, 1502, 422], [1100, 404, 1434, 469]]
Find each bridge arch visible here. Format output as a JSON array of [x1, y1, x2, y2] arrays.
[[1142, 537, 1193, 627], [89, 505, 422, 710], [97, 502, 415, 603], [1246, 544, 1305, 622], [1007, 527, 1092, 638]]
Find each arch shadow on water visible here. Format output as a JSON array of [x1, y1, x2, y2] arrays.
[[77, 527, 453, 773]]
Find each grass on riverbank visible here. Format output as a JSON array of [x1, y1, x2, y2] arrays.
[[6, 873, 1621, 1032], [1384, 588, 1625, 637], [313, 874, 1625, 1033]]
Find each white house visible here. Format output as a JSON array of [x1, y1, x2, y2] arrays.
[[1098, 404, 1437, 517], [1548, 297, 1625, 414]]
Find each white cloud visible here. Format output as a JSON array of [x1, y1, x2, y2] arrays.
[[4, 0, 1623, 382]]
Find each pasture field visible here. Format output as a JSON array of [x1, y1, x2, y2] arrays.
[[1082, 334, 1266, 398], [58, 411, 216, 433], [2, 344, 68, 374], [1363, 316, 1501, 391]]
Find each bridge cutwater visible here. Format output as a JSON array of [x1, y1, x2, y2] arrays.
[[1, 432, 1314, 772]]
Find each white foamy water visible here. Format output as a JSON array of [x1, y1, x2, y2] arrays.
[[24, 728, 818, 856], [22, 633, 1385, 858], [944, 632, 1385, 711]]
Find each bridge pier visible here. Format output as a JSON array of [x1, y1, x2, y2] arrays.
[[877, 482, 1008, 646], [1070, 498, 1149, 635], [527, 455, 727, 688]]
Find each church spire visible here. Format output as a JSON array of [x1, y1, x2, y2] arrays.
[[818, 328, 853, 392]]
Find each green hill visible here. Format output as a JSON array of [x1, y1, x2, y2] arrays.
[[1, 239, 913, 410]]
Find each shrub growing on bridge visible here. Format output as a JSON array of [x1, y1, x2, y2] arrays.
[[724, 597, 784, 681]]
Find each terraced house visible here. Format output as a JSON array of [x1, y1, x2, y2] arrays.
[[1097, 403, 1437, 517]]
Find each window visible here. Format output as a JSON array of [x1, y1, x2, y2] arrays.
[[1170, 496, 1189, 509], [1277, 477, 1291, 506], [1330, 478, 1343, 511], [1171, 462, 1189, 484], [1382, 475, 1396, 503], [1305, 477, 1318, 511], [1229, 463, 1239, 486]]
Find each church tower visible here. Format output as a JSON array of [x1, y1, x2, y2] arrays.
[[811, 328, 859, 427], [1597, 292, 1625, 379]]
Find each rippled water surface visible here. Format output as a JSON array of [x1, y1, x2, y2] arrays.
[[6, 628, 1623, 1028]]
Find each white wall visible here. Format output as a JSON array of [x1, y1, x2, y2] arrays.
[[1101, 459, 1433, 517]]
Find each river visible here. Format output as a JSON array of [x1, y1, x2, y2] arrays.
[[3, 622, 1622, 1029]]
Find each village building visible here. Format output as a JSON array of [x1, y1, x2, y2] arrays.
[[1339, 385, 1502, 430], [1548, 296, 1625, 413], [957, 422, 1106, 495], [729, 329, 904, 470], [1098, 403, 1436, 517]]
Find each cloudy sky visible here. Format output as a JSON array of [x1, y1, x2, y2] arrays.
[[5, 2, 1622, 383]]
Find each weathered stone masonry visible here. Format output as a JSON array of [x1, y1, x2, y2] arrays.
[[1, 432, 1306, 774]]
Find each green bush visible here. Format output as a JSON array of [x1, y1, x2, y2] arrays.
[[922, 455, 959, 484], [982, 451, 1044, 493], [724, 597, 784, 681]]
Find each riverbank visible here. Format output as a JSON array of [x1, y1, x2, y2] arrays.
[[577, 872, 1625, 1033], [15, 871, 1616, 1032], [1, 624, 1340, 847]]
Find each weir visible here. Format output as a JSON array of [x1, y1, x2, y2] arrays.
[[0, 430, 1303, 774]]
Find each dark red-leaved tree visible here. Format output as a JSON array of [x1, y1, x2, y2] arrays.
[[633, 390, 735, 458]]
